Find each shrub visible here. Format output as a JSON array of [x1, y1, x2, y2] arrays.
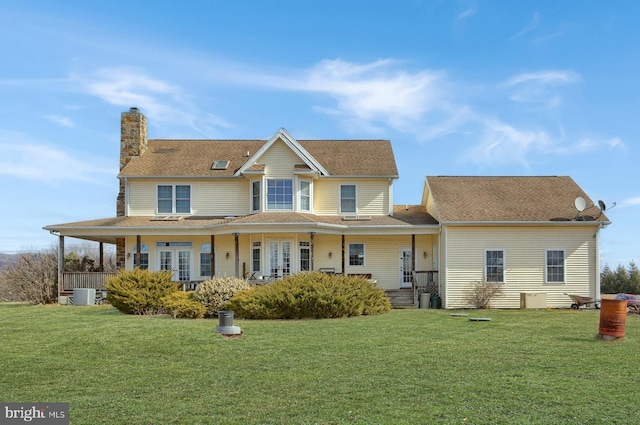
[[162, 292, 205, 319], [226, 272, 391, 319], [465, 280, 503, 309], [0, 248, 58, 304], [106, 269, 178, 315], [192, 276, 251, 317]]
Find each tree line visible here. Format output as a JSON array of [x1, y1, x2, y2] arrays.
[[600, 261, 640, 295]]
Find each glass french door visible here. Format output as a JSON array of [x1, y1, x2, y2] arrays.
[[268, 240, 292, 278], [399, 248, 413, 288], [158, 249, 192, 282]]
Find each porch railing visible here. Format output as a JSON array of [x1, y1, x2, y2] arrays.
[[413, 270, 439, 307], [62, 272, 116, 291]]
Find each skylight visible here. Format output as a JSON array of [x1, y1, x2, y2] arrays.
[[211, 160, 230, 170]]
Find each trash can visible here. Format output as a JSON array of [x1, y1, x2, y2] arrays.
[[218, 310, 234, 327], [419, 293, 431, 309], [430, 295, 441, 309], [216, 310, 241, 336], [73, 288, 96, 305], [598, 299, 627, 340]]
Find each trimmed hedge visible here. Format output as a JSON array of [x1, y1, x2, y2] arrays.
[[162, 292, 206, 319], [106, 269, 179, 315], [225, 272, 391, 319]]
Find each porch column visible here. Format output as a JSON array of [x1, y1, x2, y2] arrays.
[[135, 235, 141, 269], [57, 235, 64, 300], [210, 235, 215, 278], [341, 235, 345, 275], [411, 234, 416, 273], [309, 232, 315, 271], [234, 233, 240, 278], [99, 242, 104, 272]]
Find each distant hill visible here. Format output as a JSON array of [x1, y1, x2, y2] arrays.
[[0, 253, 19, 269]]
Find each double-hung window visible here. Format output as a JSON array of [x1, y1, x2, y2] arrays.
[[267, 179, 293, 210], [546, 249, 565, 283], [299, 241, 311, 271], [340, 185, 356, 214], [157, 185, 191, 214], [349, 243, 365, 266], [252, 180, 261, 212], [200, 243, 212, 278], [299, 180, 311, 212], [252, 242, 261, 274], [485, 249, 504, 283]]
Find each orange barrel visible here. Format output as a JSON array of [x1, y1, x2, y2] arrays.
[[598, 299, 627, 339]]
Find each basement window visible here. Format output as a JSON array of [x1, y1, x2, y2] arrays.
[[211, 160, 230, 170]]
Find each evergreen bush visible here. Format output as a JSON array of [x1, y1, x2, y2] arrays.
[[226, 272, 391, 319], [191, 276, 251, 317], [106, 268, 178, 315], [162, 292, 205, 319]]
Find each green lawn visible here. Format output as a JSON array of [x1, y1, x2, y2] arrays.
[[1, 303, 638, 425]]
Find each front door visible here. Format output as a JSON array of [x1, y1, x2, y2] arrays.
[[268, 240, 292, 278], [399, 248, 412, 288], [158, 248, 192, 282]]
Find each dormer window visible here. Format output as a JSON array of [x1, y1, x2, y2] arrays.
[[211, 160, 230, 170]]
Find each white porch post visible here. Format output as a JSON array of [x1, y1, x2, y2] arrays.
[[57, 235, 64, 301]]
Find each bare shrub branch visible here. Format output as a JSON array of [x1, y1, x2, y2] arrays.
[[465, 280, 503, 309]]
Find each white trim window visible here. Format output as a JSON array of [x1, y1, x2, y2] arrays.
[[299, 180, 311, 212], [252, 241, 262, 274], [485, 249, 504, 283], [340, 184, 356, 214], [546, 249, 566, 283], [200, 243, 212, 278], [133, 243, 149, 270], [251, 180, 261, 212], [157, 184, 191, 214], [349, 243, 365, 266], [299, 241, 311, 271], [267, 179, 293, 210]]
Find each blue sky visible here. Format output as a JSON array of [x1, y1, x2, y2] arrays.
[[0, 1, 638, 268]]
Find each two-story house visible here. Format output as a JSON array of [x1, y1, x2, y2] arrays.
[[44, 107, 609, 309]]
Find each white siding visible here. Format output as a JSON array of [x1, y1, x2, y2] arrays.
[[443, 225, 598, 309]]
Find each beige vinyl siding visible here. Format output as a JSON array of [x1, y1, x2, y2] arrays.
[[127, 179, 249, 216], [443, 225, 597, 309], [314, 179, 390, 216], [258, 139, 301, 177]]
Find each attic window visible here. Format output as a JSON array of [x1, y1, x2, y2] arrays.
[[211, 160, 230, 170]]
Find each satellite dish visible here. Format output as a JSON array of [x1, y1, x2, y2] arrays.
[[574, 197, 586, 212], [598, 200, 606, 211]]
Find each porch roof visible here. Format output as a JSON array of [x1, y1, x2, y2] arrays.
[[43, 205, 439, 244]]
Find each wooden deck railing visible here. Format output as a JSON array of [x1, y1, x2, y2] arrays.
[[62, 272, 116, 291], [412, 270, 439, 307]]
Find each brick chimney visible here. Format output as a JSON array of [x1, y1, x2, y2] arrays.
[[117, 107, 147, 217]]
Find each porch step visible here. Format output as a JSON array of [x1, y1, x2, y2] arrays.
[[385, 289, 416, 309]]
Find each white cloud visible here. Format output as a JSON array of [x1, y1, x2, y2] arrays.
[[511, 12, 540, 40], [623, 197, 640, 206], [0, 132, 114, 184], [456, 7, 477, 21], [45, 114, 75, 128], [505, 70, 581, 87]]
